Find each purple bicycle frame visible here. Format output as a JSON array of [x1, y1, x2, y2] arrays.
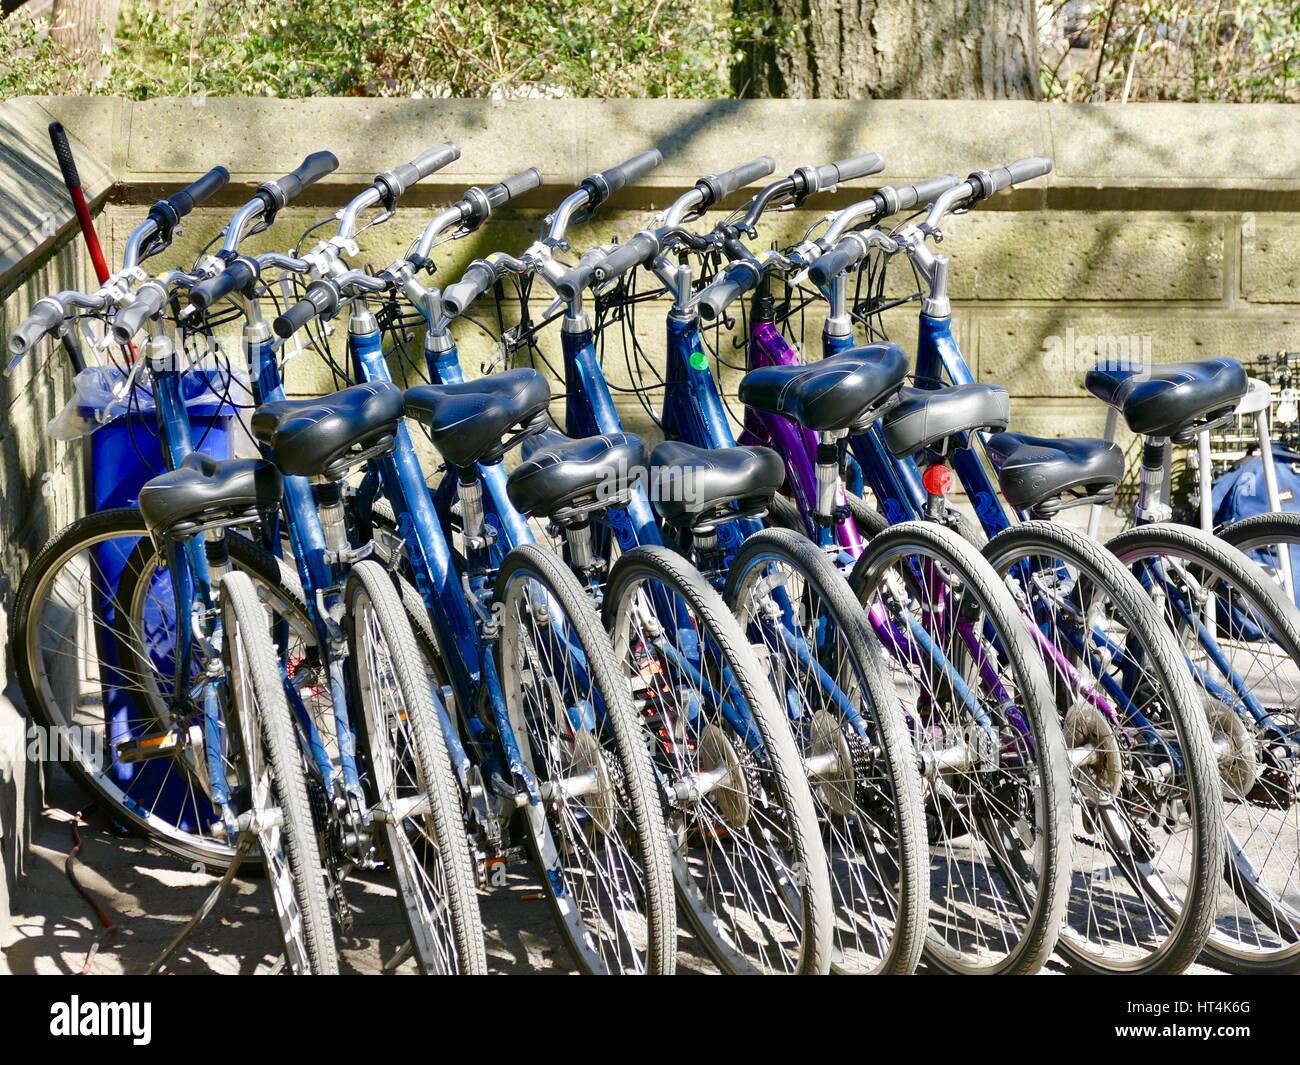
[[732, 315, 1012, 728]]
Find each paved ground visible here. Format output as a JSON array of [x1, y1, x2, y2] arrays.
[[0, 766, 723, 975], [3, 766, 1230, 976]]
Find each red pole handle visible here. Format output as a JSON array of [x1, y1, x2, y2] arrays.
[[49, 121, 110, 284]]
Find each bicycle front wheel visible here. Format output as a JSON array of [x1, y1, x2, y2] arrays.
[[604, 545, 834, 975], [1112, 521, 1300, 974], [724, 529, 928, 975], [11, 508, 315, 868], [496, 544, 676, 975], [985, 521, 1224, 974]]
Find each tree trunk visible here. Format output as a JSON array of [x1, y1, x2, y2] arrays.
[[50, 0, 120, 79], [733, 0, 1040, 99]]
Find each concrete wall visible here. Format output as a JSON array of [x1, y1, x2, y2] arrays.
[[1, 94, 1299, 929], [42, 97, 1300, 447]]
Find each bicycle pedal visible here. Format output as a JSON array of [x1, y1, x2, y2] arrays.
[[115, 726, 194, 764]]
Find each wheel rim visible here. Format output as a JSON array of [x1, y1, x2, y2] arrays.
[[499, 567, 655, 974], [730, 548, 909, 974], [855, 540, 1049, 974], [992, 544, 1204, 971], [609, 569, 808, 975], [22, 525, 232, 863], [1121, 539, 1300, 963], [224, 593, 313, 974], [351, 584, 465, 975]]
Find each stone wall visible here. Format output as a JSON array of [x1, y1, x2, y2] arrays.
[[2, 94, 1299, 930]]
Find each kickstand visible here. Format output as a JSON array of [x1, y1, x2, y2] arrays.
[[383, 940, 414, 974], [147, 833, 255, 975]]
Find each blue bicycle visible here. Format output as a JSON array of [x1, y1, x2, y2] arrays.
[[332, 152, 839, 975], [259, 159, 679, 975]]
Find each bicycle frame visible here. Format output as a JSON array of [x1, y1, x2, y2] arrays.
[[345, 308, 587, 806], [569, 286, 1005, 742]]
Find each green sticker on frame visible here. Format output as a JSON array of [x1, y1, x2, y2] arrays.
[[690, 350, 709, 371]]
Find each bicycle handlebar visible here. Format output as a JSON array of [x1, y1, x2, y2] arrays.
[[373, 142, 460, 204], [7, 298, 64, 359], [188, 256, 257, 311], [699, 156, 776, 209], [257, 151, 339, 213], [162, 166, 230, 221], [696, 260, 763, 322], [487, 166, 544, 210], [896, 173, 960, 212], [807, 241, 862, 287], [992, 155, 1053, 193], [273, 279, 341, 338], [587, 232, 660, 288], [441, 261, 499, 317], [111, 281, 167, 344], [812, 152, 885, 191], [927, 155, 1052, 226], [582, 149, 663, 209]]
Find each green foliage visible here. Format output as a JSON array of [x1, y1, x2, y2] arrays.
[[1040, 0, 1300, 103], [2, 0, 733, 99], [0, 10, 83, 96], [3, 0, 1299, 103]]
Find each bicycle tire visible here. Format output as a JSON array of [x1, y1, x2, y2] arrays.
[[222, 570, 339, 975], [603, 544, 834, 975], [723, 528, 928, 974], [1110, 520, 1300, 974], [848, 521, 1071, 975], [984, 520, 1224, 974], [344, 560, 487, 975], [496, 543, 676, 975]]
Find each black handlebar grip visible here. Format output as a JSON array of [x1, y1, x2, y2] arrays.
[[813, 152, 885, 190], [273, 280, 340, 339], [258, 151, 340, 211], [808, 239, 865, 288], [486, 167, 544, 210], [112, 284, 167, 344], [896, 173, 960, 211], [188, 258, 256, 312], [165, 166, 230, 219], [591, 232, 660, 283], [376, 142, 460, 202], [588, 149, 663, 205], [7, 298, 63, 358], [442, 261, 498, 318], [697, 261, 763, 323], [48, 122, 81, 190], [990, 155, 1053, 193], [708, 156, 777, 204]]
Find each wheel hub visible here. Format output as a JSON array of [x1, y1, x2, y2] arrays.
[[697, 723, 752, 829], [1206, 701, 1259, 797], [1064, 700, 1124, 797], [570, 730, 618, 837], [810, 710, 857, 817]]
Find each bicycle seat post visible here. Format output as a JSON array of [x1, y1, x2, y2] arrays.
[[1136, 436, 1173, 524]]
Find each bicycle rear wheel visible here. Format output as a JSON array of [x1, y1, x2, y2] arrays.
[[1112, 521, 1300, 974], [849, 522, 1071, 975], [724, 529, 928, 974], [985, 521, 1223, 974], [11, 508, 315, 868], [603, 545, 834, 975], [496, 544, 676, 975], [222, 570, 338, 975]]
